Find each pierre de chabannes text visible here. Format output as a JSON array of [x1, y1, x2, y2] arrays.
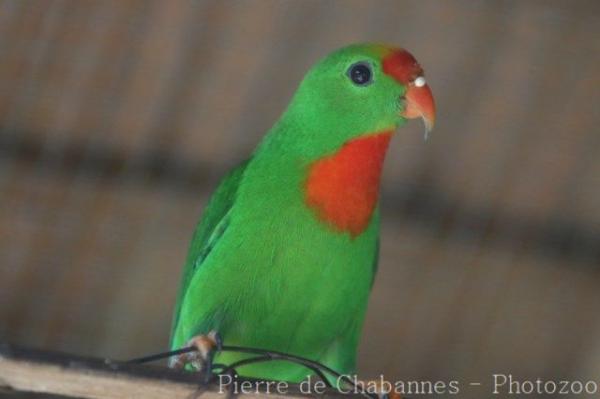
[[218, 374, 600, 396]]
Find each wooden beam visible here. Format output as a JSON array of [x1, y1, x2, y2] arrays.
[[0, 344, 345, 398]]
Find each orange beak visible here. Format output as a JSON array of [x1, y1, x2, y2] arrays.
[[402, 83, 436, 133]]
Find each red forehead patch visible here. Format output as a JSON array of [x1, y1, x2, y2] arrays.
[[382, 49, 423, 84]]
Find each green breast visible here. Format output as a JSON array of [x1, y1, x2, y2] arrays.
[[175, 152, 379, 381]]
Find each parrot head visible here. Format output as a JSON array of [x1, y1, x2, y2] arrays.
[[280, 43, 436, 156], [261, 43, 437, 236]]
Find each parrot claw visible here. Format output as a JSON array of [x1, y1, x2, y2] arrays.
[[169, 331, 222, 382]]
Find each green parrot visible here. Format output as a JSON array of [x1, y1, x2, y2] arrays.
[[169, 43, 435, 383]]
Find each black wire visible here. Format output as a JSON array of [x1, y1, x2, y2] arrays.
[[222, 345, 336, 387], [217, 355, 272, 376], [213, 349, 331, 388], [126, 345, 378, 399], [222, 345, 364, 391]]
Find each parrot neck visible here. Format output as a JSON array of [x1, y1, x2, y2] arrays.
[[304, 131, 392, 237]]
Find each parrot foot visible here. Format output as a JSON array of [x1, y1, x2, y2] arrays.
[[169, 331, 222, 382]]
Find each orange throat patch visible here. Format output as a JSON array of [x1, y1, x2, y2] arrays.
[[304, 132, 392, 237]]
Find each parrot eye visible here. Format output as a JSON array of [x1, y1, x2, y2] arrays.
[[347, 62, 373, 86]]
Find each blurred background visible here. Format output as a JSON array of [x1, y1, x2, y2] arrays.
[[0, 0, 599, 396]]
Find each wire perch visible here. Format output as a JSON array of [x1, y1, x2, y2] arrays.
[[127, 345, 379, 399]]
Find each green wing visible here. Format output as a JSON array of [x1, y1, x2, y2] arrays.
[[169, 160, 249, 343]]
